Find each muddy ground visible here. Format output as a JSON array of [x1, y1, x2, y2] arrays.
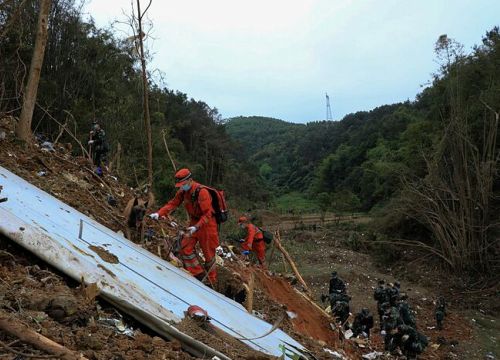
[[1, 122, 498, 359], [0, 124, 355, 359], [268, 227, 499, 359]]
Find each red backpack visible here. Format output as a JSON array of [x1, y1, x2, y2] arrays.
[[192, 186, 229, 224]]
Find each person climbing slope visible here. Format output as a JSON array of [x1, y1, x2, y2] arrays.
[[237, 216, 267, 267], [149, 168, 220, 284]]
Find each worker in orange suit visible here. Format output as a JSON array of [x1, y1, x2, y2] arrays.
[[149, 168, 219, 284], [238, 216, 266, 267]]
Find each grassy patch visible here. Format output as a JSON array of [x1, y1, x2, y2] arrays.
[[273, 192, 319, 213]]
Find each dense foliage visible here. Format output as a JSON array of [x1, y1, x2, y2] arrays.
[[226, 29, 500, 217], [0, 0, 268, 206], [226, 29, 500, 272], [226, 103, 426, 210]]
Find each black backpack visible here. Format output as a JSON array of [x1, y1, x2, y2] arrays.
[[259, 228, 273, 244], [192, 186, 229, 224]]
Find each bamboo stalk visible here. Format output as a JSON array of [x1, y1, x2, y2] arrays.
[[273, 231, 310, 294], [245, 272, 255, 313]]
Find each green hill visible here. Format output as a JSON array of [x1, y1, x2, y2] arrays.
[[224, 116, 303, 157], [225, 103, 420, 210]]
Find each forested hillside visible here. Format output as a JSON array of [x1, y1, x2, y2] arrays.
[[226, 103, 419, 210], [226, 29, 500, 273], [226, 29, 500, 216], [0, 0, 268, 206]]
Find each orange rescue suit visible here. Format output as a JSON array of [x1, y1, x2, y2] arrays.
[[241, 223, 266, 266], [158, 182, 219, 282]]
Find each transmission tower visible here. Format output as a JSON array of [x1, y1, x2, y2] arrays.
[[325, 92, 333, 121]]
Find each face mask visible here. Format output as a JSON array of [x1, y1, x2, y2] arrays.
[[181, 183, 191, 191]]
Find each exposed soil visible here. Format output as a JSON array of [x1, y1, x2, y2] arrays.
[[255, 270, 337, 347], [177, 317, 272, 360], [89, 245, 119, 264], [0, 129, 360, 359], [0, 238, 194, 360], [2, 124, 495, 359], [271, 228, 497, 359]]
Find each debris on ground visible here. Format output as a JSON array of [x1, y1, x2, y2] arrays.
[[0, 128, 487, 359]]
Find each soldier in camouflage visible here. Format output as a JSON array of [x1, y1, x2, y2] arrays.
[[398, 293, 417, 328], [394, 324, 428, 359], [390, 281, 401, 306], [329, 271, 347, 294], [435, 297, 446, 330], [88, 121, 109, 176], [381, 302, 402, 352], [374, 279, 390, 327], [332, 298, 350, 327], [351, 308, 374, 338]]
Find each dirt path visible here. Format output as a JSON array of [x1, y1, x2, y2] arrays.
[[263, 213, 372, 231]]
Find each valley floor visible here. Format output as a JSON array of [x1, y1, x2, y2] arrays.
[[269, 227, 499, 359]]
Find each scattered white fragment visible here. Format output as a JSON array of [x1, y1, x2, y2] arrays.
[[286, 311, 297, 319], [98, 317, 134, 337], [362, 351, 384, 359], [344, 329, 353, 339], [323, 348, 345, 359]]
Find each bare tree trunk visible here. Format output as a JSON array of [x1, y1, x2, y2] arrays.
[[136, 0, 153, 197], [205, 139, 209, 182], [0, 310, 88, 359], [16, 0, 51, 142], [161, 129, 177, 172]]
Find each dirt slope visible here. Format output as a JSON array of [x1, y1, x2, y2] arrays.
[[0, 124, 357, 359]]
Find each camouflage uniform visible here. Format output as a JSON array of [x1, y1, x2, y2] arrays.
[[374, 281, 390, 326], [381, 303, 402, 352], [332, 300, 350, 326], [351, 308, 374, 338], [395, 324, 428, 359], [398, 295, 417, 328], [390, 281, 401, 306], [435, 297, 446, 330], [329, 271, 346, 294], [89, 125, 109, 168]]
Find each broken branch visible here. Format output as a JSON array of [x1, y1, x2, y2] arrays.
[[273, 231, 311, 294], [0, 310, 88, 359]]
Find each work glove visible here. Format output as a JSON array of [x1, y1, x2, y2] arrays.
[[241, 250, 250, 256], [238, 238, 245, 243], [88, 140, 94, 145], [149, 212, 160, 220], [186, 226, 198, 237]]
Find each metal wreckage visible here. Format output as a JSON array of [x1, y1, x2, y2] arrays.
[[0, 166, 309, 359]]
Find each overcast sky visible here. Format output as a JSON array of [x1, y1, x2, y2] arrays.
[[84, 0, 500, 123]]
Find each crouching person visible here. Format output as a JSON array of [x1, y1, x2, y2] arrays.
[[149, 168, 219, 285], [237, 216, 266, 267]]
